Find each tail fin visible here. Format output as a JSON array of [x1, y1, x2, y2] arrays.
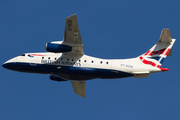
[[139, 29, 176, 71]]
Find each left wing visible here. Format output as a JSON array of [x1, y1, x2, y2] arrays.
[[63, 14, 84, 55], [71, 81, 86, 98]]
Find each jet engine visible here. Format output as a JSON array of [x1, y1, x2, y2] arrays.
[[46, 41, 72, 53], [49, 75, 67, 82]]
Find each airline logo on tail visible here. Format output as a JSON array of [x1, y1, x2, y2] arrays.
[[139, 29, 176, 71]]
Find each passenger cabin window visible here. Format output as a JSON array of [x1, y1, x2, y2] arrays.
[[72, 59, 74, 61], [67, 59, 69, 61], [54, 58, 56, 60], [79, 60, 81, 62], [42, 57, 44, 59], [106, 62, 108, 64], [92, 61, 94, 63], [100, 61, 102, 64], [48, 57, 50, 59], [84, 60, 86, 62]]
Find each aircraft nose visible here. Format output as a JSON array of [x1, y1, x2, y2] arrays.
[[2, 62, 14, 69], [2, 57, 18, 70], [2, 63, 6, 68]]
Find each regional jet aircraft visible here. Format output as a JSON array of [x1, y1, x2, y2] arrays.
[[2, 14, 176, 98]]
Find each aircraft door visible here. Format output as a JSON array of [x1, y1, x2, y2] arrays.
[[30, 56, 37, 66]]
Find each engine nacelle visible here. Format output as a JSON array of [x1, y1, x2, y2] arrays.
[[46, 42, 72, 53], [49, 75, 67, 82]]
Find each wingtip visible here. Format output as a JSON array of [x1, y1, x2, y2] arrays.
[[66, 14, 77, 19]]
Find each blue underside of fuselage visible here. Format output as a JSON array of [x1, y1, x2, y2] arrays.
[[3, 62, 134, 80]]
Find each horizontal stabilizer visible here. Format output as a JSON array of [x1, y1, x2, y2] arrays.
[[159, 29, 172, 43], [134, 73, 150, 78], [133, 71, 150, 78]]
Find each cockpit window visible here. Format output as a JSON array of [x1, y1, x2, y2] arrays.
[[21, 54, 25, 56]]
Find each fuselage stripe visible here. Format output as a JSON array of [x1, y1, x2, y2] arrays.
[[139, 57, 169, 71], [28, 54, 46, 56]]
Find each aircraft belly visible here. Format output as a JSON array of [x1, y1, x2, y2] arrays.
[[5, 62, 133, 80], [53, 66, 134, 80]]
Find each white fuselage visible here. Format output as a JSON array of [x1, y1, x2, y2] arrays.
[[3, 52, 161, 80]]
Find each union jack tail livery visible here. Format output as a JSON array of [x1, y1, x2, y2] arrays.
[[139, 29, 176, 72]]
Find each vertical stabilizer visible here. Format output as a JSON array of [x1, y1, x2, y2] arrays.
[[138, 29, 176, 71]]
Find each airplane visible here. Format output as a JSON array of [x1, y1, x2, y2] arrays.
[[2, 14, 176, 98]]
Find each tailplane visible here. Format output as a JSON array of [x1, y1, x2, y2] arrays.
[[139, 29, 176, 71]]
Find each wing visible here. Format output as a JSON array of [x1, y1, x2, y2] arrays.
[[71, 81, 86, 98], [63, 14, 84, 55]]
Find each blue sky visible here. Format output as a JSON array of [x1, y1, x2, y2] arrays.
[[1, 0, 180, 119]]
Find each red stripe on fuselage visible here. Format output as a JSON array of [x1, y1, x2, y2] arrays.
[[139, 57, 168, 71], [29, 54, 46, 56], [141, 57, 157, 67], [142, 59, 151, 64], [139, 56, 143, 60]]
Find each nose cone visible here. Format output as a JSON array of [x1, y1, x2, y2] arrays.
[[2, 57, 18, 70], [2, 63, 7, 68], [2, 62, 15, 70]]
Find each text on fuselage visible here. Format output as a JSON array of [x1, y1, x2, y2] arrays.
[[120, 64, 133, 68], [41, 60, 81, 66]]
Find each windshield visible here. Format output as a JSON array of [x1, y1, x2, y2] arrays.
[[20, 54, 25, 56]]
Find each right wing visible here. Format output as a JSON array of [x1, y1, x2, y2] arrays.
[[71, 81, 86, 98], [63, 14, 84, 55]]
